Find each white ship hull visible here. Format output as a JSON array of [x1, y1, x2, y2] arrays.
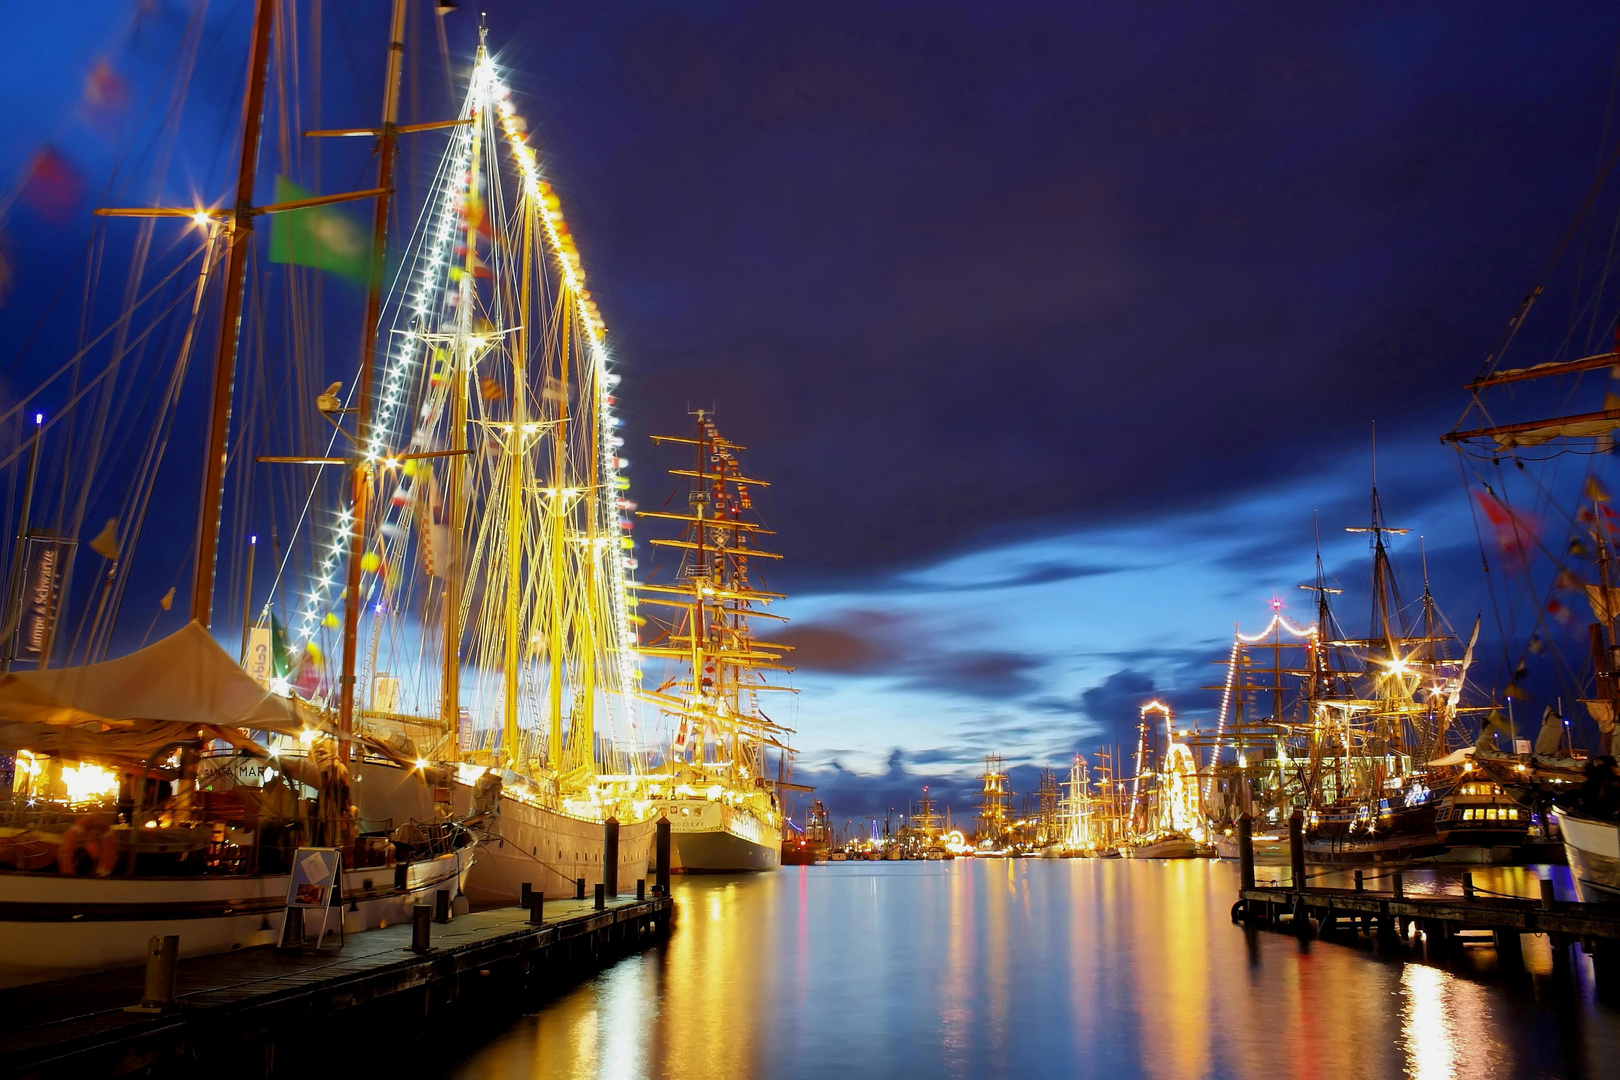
[[1553, 808, 1620, 902], [0, 848, 473, 985], [450, 784, 657, 906], [658, 800, 780, 873]]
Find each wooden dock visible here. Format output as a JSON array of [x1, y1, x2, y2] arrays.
[[0, 894, 674, 1078], [1231, 812, 1620, 996]]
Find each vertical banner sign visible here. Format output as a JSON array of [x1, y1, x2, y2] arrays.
[[16, 537, 68, 661], [244, 626, 273, 688]]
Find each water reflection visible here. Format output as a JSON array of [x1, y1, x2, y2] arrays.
[[444, 860, 1620, 1079]]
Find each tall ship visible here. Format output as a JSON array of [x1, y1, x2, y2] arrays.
[[0, 1, 496, 978], [301, 25, 658, 906], [783, 799, 832, 865], [635, 414, 794, 872], [1119, 702, 1205, 859], [973, 755, 1012, 853], [1439, 149, 1620, 895]]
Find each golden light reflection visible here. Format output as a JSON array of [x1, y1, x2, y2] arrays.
[[1400, 965, 1456, 1080]]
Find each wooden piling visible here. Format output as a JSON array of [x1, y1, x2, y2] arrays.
[[594, 882, 606, 911], [1237, 814, 1255, 892], [410, 904, 432, 952], [1288, 808, 1305, 893], [575, 877, 586, 900], [435, 888, 451, 924], [656, 814, 672, 895], [528, 891, 544, 925], [604, 816, 620, 898]]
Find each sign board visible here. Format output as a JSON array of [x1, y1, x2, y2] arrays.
[[15, 536, 70, 662], [278, 847, 344, 951], [243, 626, 273, 688], [285, 847, 341, 908], [1515, 739, 1533, 756]]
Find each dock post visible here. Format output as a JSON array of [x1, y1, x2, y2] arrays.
[[575, 877, 586, 900], [1288, 808, 1305, 893], [1541, 876, 1556, 910], [410, 904, 432, 952], [1593, 938, 1620, 1001], [128, 935, 179, 1013], [1237, 814, 1255, 891], [604, 816, 620, 898], [594, 882, 606, 911], [528, 890, 544, 925], [656, 814, 672, 896], [1354, 870, 1363, 892], [521, 882, 532, 908], [1495, 928, 1524, 970], [637, 878, 646, 901], [1462, 872, 1474, 900], [1392, 872, 1403, 900]]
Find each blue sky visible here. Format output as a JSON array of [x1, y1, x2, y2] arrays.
[[6, 2, 1620, 823]]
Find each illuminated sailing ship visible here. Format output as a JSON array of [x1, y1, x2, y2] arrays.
[[635, 414, 794, 872], [275, 28, 661, 906]]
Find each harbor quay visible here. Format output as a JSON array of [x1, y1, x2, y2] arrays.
[[0, 888, 674, 1079]]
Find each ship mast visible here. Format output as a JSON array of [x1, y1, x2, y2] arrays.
[[440, 36, 489, 757], [338, 0, 411, 752], [189, 0, 275, 628]]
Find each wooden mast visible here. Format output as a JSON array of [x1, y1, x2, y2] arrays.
[[338, 0, 410, 749], [189, 0, 275, 628]]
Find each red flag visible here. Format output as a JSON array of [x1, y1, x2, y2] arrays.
[[1548, 597, 1573, 624], [1473, 490, 1537, 568], [83, 58, 128, 121], [18, 147, 83, 222]]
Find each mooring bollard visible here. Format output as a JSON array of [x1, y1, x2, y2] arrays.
[[411, 904, 432, 952], [1237, 814, 1255, 892], [1392, 872, 1403, 900], [636, 878, 646, 901], [394, 862, 408, 890], [126, 934, 179, 1013], [575, 877, 586, 900], [528, 890, 545, 925], [594, 882, 606, 911], [656, 814, 672, 896], [435, 888, 451, 924], [1288, 809, 1305, 893], [604, 816, 620, 898], [1541, 876, 1557, 910], [1462, 871, 1475, 900], [521, 882, 532, 908], [1354, 869, 1364, 892]]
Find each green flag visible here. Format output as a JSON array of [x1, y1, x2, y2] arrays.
[[268, 177, 370, 282]]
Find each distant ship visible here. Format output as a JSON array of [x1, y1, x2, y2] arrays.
[[783, 799, 831, 865], [636, 414, 794, 872]]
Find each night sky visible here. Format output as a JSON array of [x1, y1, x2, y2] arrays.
[[4, 1, 1620, 826]]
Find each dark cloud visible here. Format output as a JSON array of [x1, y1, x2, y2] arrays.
[[779, 608, 1046, 698], [773, 610, 905, 673], [900, 650, 1043, 699]]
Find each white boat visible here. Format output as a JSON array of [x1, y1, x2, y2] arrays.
[[0, 628, 477, 984], [1553, 808, 1620, 902], [453, 781, 657, 903], [655, 796, 780, 873], [1122, 835, 1200, 859], [0, 845, 472, 984]]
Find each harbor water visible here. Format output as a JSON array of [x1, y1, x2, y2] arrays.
[[440, 859, 1620, 1079]]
